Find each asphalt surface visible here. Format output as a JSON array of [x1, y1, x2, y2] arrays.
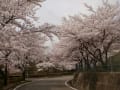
[[15, 76, 73, 90]]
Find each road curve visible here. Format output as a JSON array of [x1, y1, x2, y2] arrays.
[[14, 76, 73, 90]]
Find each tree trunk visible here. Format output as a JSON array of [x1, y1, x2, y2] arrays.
[[22, 70, 26, 81], [4, 63, 8, 86]]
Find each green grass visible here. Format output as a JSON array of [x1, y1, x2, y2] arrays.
[[78, 52, 120, 72], [110, 52, 120, 72]]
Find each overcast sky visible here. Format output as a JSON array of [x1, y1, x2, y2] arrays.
[[34, 0, 119, 25]]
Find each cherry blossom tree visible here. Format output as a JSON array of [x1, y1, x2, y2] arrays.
[[0, 0, 44, 29], [0, 0, 46, 85], [11, 32, 45, 80], [55, 1, 120, 71]]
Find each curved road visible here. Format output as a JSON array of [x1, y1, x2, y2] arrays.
[[15, 76, 73, 90]]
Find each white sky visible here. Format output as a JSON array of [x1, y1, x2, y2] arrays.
[[34, 0, 119, 25]]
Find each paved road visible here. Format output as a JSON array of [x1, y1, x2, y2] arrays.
[[15, 76, 73, 90]]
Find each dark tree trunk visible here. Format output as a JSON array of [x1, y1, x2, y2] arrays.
[[22, 70, 26, 81], [3, 50, 11, 86], [79, 59, 83, 71], [4, 63, 8, 86]]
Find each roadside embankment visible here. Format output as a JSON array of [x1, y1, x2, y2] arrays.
[[70, 72, 120, 90]]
